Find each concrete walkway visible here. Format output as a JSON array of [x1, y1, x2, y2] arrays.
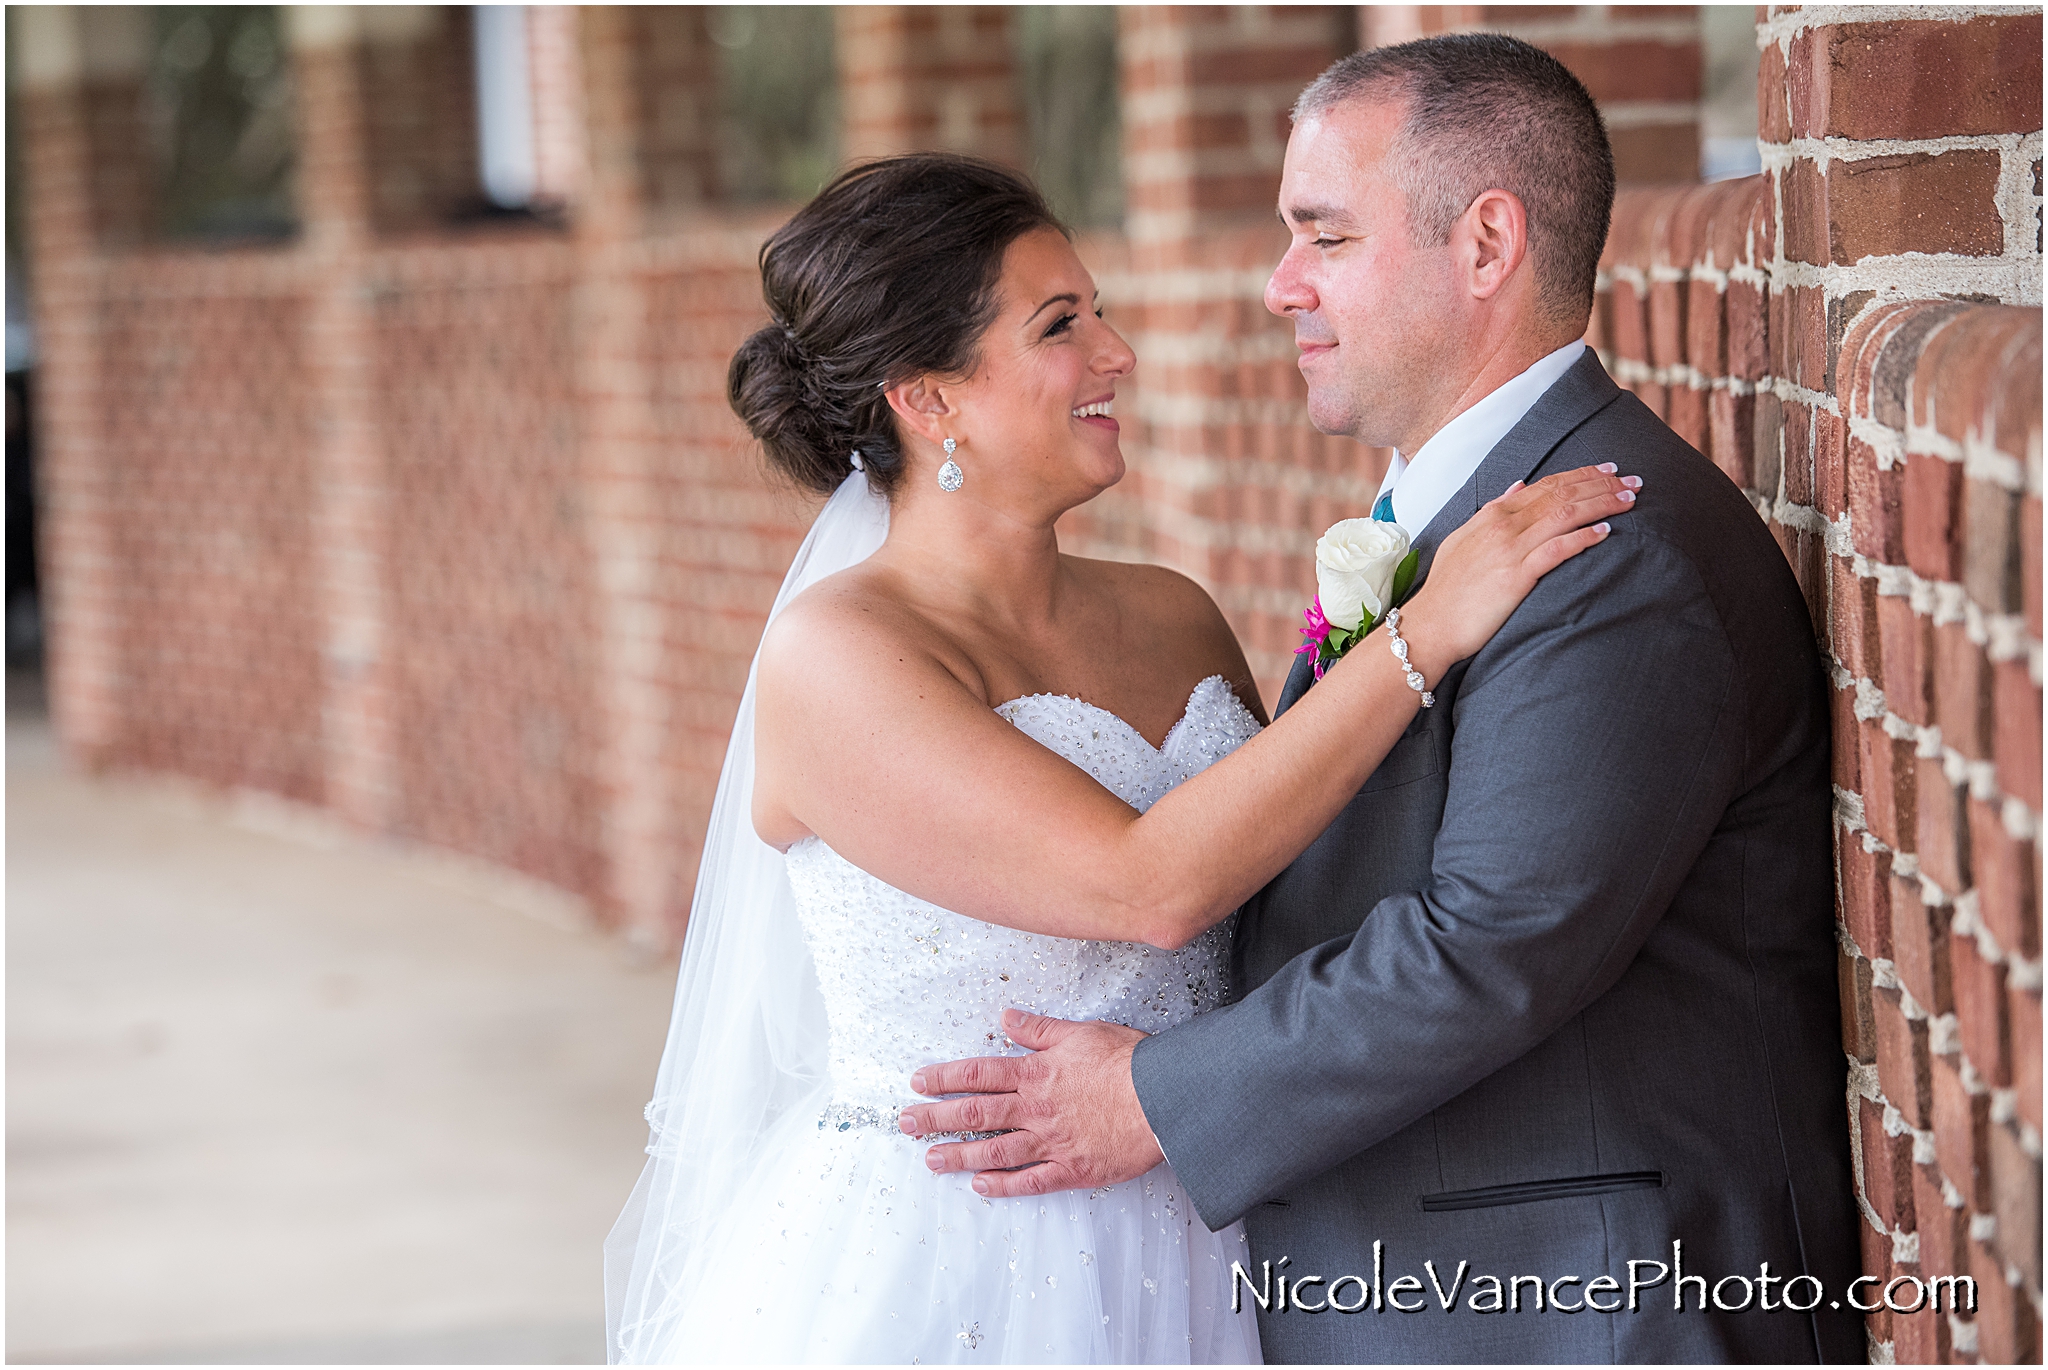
[[6, 689, 682, 1363]]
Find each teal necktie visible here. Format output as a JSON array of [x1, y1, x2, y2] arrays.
[[1372, 492, 1396, 523]]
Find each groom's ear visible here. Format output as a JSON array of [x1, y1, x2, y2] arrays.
[[884, 377, 957, 445], [1460, 187, 1531, 303]]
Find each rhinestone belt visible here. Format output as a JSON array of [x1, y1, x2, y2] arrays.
[[817, 1100, 1004, 1142]]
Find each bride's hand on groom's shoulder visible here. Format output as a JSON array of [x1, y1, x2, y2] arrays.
[[1407, 463, 1642, 670], [898, 1009, 1164, 1199]]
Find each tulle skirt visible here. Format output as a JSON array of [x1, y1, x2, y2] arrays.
[[643, 1122, 1262, 1364]]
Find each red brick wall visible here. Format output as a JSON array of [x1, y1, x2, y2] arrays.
[[567, 8, 816, 937], [96, 274, 326, 802], [372, 252, 606, 894], [20, 20, 126, 773], [638, 225, 811, 947], [527, 6, 587, 206], [1359, 5, 1705, 183], [355, 6, 482, 234], [16, 8, 813, 937], [79, 71, 152, 248], [838, 6, 1024, 164], [31, 1, 1731, 861], [630, 7, 721, 211], [1597, 7, 2042, 1359]]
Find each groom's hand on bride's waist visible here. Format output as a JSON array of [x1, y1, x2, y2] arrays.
[[898, 1008, 1165, 1198]]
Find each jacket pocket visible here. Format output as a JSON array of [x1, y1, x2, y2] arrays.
[[1356, 726, 1441, 794], [1419, 1170, 1664, 1213]]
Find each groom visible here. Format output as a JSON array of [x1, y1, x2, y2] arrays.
[[901, 35, 1862, 1363]]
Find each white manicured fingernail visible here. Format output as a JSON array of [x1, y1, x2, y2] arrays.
[[1595, 522, 1611, 533], [1617, 490, 1635, 502], [1596, 462, 1618, 473], [1621, 475, 1642, 489]]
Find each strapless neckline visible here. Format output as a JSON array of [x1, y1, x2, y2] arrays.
[[992, 672, 1235, 757]]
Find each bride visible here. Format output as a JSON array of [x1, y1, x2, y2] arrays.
[[605, 154, 1635, 1364]]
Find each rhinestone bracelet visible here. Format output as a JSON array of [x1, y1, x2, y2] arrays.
[[1385, 606, 1434, 708]]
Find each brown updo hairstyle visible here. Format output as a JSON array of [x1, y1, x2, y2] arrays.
[[728, 153, 1066, 496]]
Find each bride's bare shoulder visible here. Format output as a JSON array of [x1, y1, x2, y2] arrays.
[[1073, 555, 1211, 612], [758, 561, 979, 704], [1064, 556, 1233, 651]]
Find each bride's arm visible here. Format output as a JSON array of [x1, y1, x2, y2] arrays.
[[753, 466, 1637, 949]]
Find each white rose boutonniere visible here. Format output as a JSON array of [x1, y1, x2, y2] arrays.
[[1316, 518, 1411, 631], [1296, 516, 1421, 680]]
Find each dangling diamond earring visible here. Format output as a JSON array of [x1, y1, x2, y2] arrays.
[[937, 437, 963, 492]]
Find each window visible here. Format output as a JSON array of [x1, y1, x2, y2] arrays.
[[1016, 6, 1121, 229], [711, 6, 838, 204], [145, 6, 296, 240]]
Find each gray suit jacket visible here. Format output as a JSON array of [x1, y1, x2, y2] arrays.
[[1132, 352, 1862, 1363]]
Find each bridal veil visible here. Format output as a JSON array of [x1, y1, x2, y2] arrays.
[[604, 470, 890, 1363]]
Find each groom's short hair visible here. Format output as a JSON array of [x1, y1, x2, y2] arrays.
[[1295, 34, 1615, 329]]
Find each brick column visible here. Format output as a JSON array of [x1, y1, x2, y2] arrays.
[[354, 5, 481, 234], [837, 7, 1023, 164], [14, 6, 120, 768], [1358, 5, 1705, 183], [74, 4, 154, 249], [1119, 6, 1338, 244], [1063, 6, 1360, 703], [630, 7, 720, 210], [526, 5, 588, 208], [574, 6, 671, 942], [1839, 303, 2042, 1365], [1593, 12, 2042, 1355], [1756, 7, 2044, 1362], [285, 7, 394, 830]]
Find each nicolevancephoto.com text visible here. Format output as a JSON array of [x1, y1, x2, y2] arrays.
[[1232, 1241, 1978, 1319]]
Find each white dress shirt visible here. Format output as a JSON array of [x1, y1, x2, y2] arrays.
[[1372, 340, 1586, 535]]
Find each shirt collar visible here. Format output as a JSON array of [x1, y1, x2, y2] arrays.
[[1372, 339, 1586, 535]]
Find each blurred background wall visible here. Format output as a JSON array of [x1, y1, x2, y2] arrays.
[[4, 6, 2040, 1360], [2, 1, 1755, 943]]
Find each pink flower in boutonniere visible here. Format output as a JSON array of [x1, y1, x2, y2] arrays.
[[1297, 517, 1420, 681], [1295, 595, 1334, 679]]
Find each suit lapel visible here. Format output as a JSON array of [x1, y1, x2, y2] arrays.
[[1276, 350, 1623, 714], [1275, 648, 1317, 716], [1409, 348, 1624, 587]]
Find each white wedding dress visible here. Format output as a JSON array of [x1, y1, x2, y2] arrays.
[[646, 675, 1265, 1363]]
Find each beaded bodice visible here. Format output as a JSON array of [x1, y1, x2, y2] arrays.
[[783, 674, 1263, 1117]]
